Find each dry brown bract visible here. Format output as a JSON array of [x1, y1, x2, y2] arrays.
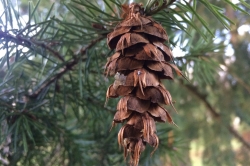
[[105, 3, 183, 166]]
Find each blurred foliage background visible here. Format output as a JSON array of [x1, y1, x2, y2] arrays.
[[0, 0, 250, 165]]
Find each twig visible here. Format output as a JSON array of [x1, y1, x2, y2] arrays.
[[228, 126, 250, 150], [179, 81, 250, 150], [0, 30, 65, 62], [146, 0, 177, 16], [30, 39, 65, 62], [181, 81, 220, 118], [29, 36, 105, 98]]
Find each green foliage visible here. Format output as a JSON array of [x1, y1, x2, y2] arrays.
[[0, 0, 250, 165]]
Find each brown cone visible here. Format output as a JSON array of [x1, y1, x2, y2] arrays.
[[105, 3, 183, 166]]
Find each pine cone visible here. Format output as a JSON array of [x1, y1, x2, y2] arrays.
[[105, 3, 183, 166]]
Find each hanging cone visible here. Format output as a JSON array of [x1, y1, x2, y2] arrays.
[[105, 3, 183, 166]]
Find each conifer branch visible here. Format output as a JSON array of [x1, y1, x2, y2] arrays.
[[146, 0, 177, 16], [31, 40, 65, 62], [228, 126, 250, 150], [29, 36, 105, 98], [181, 82, 220, 118], [180, 81, 250, 150], [0, 30, 65, 62]]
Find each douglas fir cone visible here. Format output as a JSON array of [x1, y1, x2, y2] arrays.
[[105, 3, 183, 166]]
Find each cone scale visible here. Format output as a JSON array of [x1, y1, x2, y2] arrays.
[[105, 3, 182, 166]]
